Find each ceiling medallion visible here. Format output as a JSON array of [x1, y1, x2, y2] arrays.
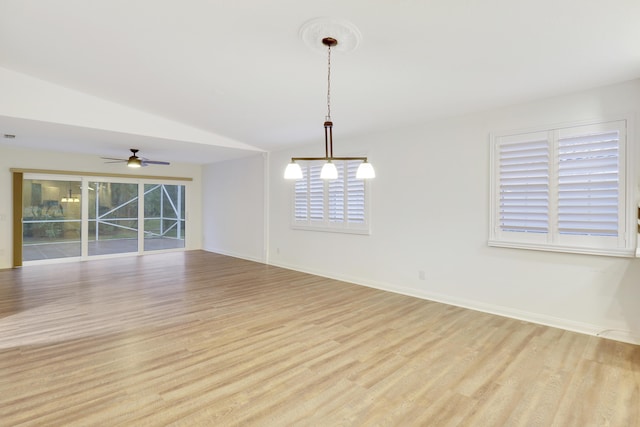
[[299, 18, 362, 53]]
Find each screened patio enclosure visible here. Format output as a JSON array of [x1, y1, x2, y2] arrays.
[[22, 175, 186, 262]]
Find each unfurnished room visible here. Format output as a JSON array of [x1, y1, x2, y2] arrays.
[[1, 1, 639, 425]]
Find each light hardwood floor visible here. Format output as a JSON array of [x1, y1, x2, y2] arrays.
[[1, 251, 638, 426]]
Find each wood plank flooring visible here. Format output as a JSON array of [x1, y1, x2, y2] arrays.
[[0, 250, 638, 426]]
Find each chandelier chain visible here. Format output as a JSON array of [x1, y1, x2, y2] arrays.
[[326, 44, 331, 120]]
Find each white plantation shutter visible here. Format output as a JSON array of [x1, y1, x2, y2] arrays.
[[557, 131, 619, 236], [490, 119, 631, 257], [346, 161, 365, 223], [294, 170, 308, 221], [309, 163, 324, 221], [499, 137, 550, 234], [292, 159, 370, 234], [294, 163, 325, 222], [328, 162, 345, 222]]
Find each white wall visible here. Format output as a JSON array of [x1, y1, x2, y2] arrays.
[[202, 153, 266, 262], [267, 79, 640, 344], [0, 146, 203, 269]]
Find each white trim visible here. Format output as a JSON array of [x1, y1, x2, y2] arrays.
[[23, 256, 83, 266], [268, 258, 640, 345], [490, 113, 636, 141], [137, 182, 145, 253], [291, 224, 370, 235], [204, 248, 265, 264], [487, 239, 635, 257], [263, 152, 270, 264]]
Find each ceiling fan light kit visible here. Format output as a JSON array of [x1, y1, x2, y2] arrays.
[[285, 20, 374, 180], [127, 149, 142, 168]]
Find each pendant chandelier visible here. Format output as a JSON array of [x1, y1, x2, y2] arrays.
[[284, 37, 375, 180], [61, 187, 79, 203]]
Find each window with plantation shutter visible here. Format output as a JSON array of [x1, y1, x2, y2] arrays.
[[292, 159, 370, 234], [557, 131, 619, 236], [498, 135, 550, 234], [489, 119, 633, 257]]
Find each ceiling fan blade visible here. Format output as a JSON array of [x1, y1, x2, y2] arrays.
[[104, 160, 127, 163], [142, 160, 171, 166], [101, 157, 127, 161]]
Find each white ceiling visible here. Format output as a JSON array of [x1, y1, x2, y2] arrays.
[[1, 0, 639, 165]]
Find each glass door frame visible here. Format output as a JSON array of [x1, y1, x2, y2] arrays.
[[22, 173, 85, 263]]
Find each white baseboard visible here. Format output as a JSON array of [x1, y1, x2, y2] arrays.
[[204, 248, 265, 264], [268, 259, 640, 346]]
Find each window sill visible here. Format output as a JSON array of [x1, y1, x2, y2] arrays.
[[292, 224, 371, 235], [488, 240, 636, 258]]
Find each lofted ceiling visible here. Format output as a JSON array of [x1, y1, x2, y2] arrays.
[[1, 0, 639, 165]]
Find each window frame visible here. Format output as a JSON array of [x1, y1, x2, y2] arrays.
[[291, 159, 371, 235], [488, 118, 635, 257]]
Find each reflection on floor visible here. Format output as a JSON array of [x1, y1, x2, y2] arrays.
[[23, 238, 185, 261]]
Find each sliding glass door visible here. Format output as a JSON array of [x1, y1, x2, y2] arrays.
[[22, 178, 82, 261], [88, 181, 139, 256], [144, 184, 185, 251], [21, 174, 187, 263]]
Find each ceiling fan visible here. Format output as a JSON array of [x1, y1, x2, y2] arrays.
[[102, 149, 170, 168]]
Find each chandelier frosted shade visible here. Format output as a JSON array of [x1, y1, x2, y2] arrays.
[[284, 161, 303, 179], [320, 161, 338, 179], [356, 161, 375, 179]]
